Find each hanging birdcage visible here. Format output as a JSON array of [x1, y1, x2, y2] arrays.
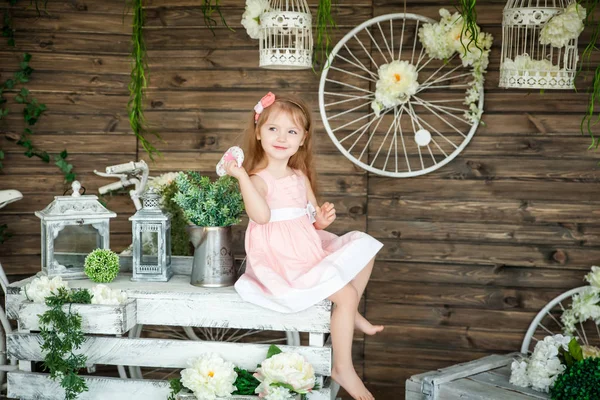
[[259, 0, 313, 69], [499, 0, 581, 89]]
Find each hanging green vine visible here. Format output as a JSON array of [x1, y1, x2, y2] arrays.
[[456, 0, 483, 53], [201, 0, 231, 34], [38, 287, 92, 400], [128, 0, 161, 161], [313, 0, 337, 71], [578, 0, 600, 148], [1, 3, 76, 183]]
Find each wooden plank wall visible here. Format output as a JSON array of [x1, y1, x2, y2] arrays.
[[1, 0, 599, 397]]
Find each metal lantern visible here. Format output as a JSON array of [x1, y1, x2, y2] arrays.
[[35, 180, 116, 279], [129, 189, 173, 282], [499, 0, 579, 89], [259, 0, 313, 69]]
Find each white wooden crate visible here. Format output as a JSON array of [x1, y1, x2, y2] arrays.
[[406, 353, 549, 400], [6, 273, 338, 400]]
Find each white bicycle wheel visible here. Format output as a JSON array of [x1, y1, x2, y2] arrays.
[[319, 13, 484, 177]]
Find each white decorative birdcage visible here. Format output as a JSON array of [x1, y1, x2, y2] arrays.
[[499, 0, 580, 89], [259, 0, 313, 69]]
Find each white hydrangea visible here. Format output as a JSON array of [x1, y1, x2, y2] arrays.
[[560, 286, 600, 335], [254, 352, 316, 396], [148, 172, 180, 191], [585, 265, 600, 288], [540, 3, 586, 48], [90, 284, 128, 305], [264, 386, 296, 400], [241, 0, 270, 40], [371, 60, 419, 117], [418, 22, 455, 60], [180, 353, 237, 400], [510, 334, 571, 393], [21, 276, 69, 303]]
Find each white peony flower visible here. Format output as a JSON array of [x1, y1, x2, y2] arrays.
[[180, 353, 237, 400], [371, 60, 419, 117], [241, 0, 270, 40], [90, 284, 128, 305], [539, 3, 586, 48], [254, 352, 316, 396], [21, 276, 70, 303], [264, 386, 296, 400], [585, 265, 600, 288]]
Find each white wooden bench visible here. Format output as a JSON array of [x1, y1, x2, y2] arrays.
[[5, 273, 339, 400]]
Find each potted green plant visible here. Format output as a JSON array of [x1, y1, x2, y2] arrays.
[[173, 172, 244, 287]]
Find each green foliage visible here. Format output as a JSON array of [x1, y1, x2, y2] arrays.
[[2, 10, 15, 47], [232, 367, 261, 395], [167, 378, 183, 400], [456, 0, 483, 55], [266, 344, 283, 359], [313, 0, 337, 71], [39, 287, 92, 400], [173, 173, 244, 227], [128, 0, 161, 161], [84, 248, 120, 283], [559, 338, 584, 368], [158, 181, 191, 256], [550, 357, 600, 400]]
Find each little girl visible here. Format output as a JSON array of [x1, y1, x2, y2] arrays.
[[224, 92, 384, 400]]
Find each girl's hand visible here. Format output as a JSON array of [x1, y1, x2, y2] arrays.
[[314, 202, 336, 230], [224, 160, 247, 179]]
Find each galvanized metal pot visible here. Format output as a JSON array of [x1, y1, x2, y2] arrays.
[[187, 225, 235, 287]]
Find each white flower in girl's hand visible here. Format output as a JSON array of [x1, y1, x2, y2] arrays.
[[314, 202, 336, 230]]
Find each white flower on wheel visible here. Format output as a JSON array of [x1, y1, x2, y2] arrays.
[[241, 0, 270, 39], [540, 3, 586, 48], [585, 265, 600, 288], [254, 352, 316, 396], [371, 60, 419, 117], [180, 353, 237, 400]]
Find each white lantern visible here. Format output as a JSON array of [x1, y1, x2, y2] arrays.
[[499, 0, 581, 89], [260, 0, 313, 69], [35, 181, 116, 279], [129, 189, 173, 282]]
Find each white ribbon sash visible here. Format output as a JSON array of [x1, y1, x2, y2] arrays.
[[267, 202, 317, 224]]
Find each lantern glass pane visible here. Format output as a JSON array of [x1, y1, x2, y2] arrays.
[[54, 224, 101, 269], [140, 230, 159, 265]]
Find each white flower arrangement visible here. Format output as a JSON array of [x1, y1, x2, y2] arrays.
[[585, 265, 600, 288], [148, 172, 180, 191], [20, 276, 69, 303], [263, 386, 297, 400], [89, 284, 128, 305], [180, 353, 238, 400], [371, 60, 419, 117], [510, 334, 571, 392], [540, 3, 586, 48], [241, 0, 270, 40], [418, 8, 493, 125], [502, 54, 560, 74], [254, 352, 316, 397]]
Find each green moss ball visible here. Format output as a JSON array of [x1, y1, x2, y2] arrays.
[[84, 249, 120, 283], [551, 357, 600, 400]]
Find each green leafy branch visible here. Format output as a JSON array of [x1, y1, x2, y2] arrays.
[[313, 0, 337, 72], [38, 287, 92, 400]]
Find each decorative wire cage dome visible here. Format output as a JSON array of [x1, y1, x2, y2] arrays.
[[499, 0, 579, 89], [259, 0, 313, 69]]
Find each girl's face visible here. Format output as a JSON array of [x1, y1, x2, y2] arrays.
[[257, 109, 306, 162]]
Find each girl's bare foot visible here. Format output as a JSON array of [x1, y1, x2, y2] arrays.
[[331, 365, 375, 400], [355, 312, 384, 335]]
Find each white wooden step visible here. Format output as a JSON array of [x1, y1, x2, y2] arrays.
[[7, 274, 332, 333], [7, 371, 336, 400], [7, 333, 332, 375], [15, 299, 136, 335]]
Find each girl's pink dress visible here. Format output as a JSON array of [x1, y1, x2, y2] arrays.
[[234, 169, 383, 313]]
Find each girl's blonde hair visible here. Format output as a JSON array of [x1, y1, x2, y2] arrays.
[[241, 93, 317, 193]]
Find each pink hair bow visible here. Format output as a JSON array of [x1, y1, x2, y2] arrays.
[[254, 92, 276, 123]]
